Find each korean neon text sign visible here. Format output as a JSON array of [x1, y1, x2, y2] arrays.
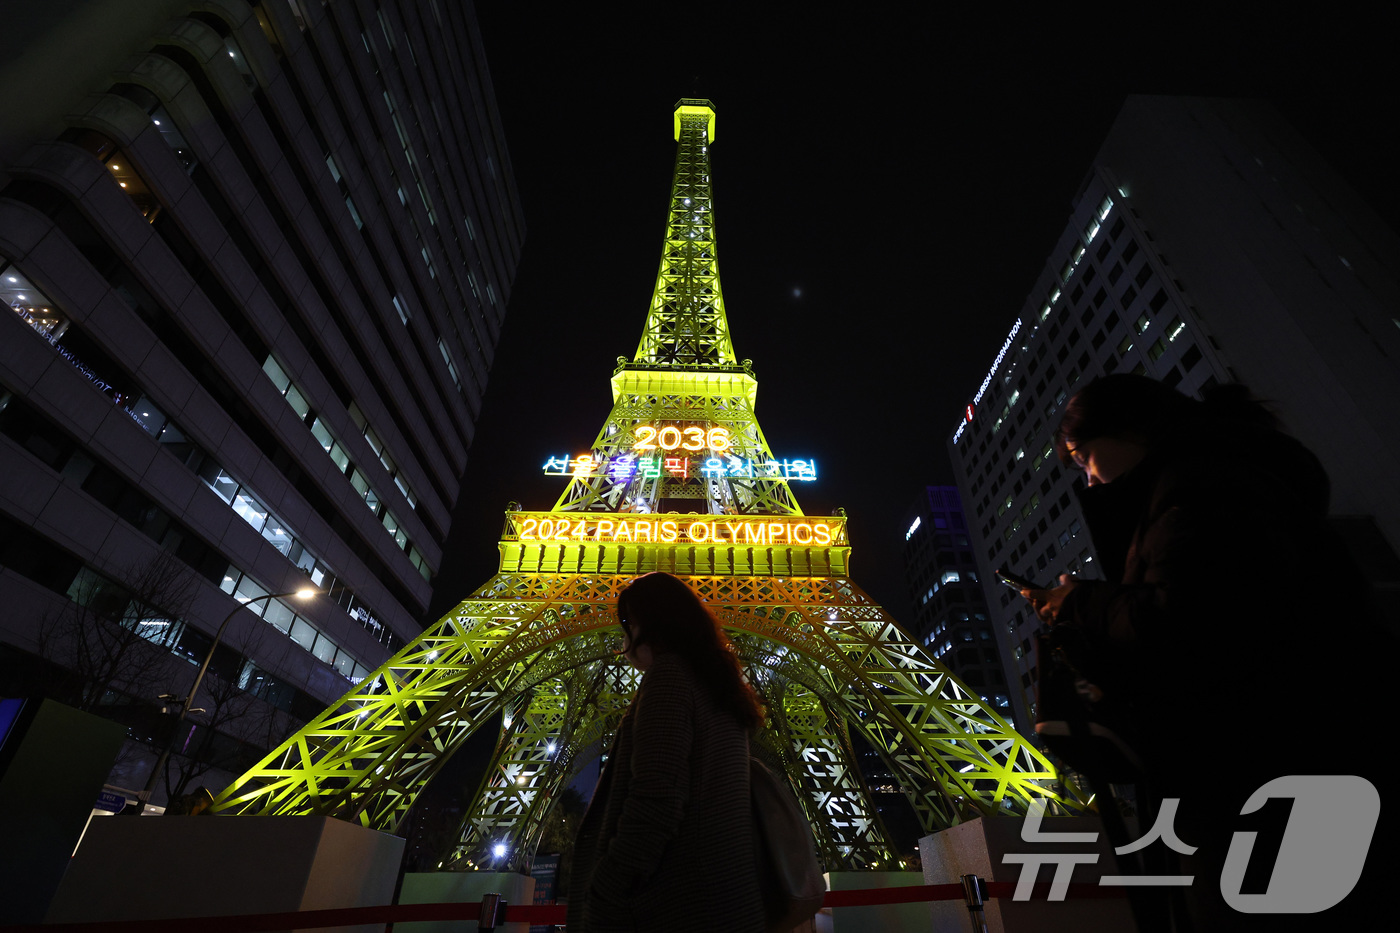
[[542, 453, 816, 481]]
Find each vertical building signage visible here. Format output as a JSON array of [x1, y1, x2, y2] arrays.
[[953, 320, 1022, 445]]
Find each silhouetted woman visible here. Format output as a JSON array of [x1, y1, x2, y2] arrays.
[[567, 571, 766, 933]]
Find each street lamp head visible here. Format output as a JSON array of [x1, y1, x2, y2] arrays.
[[295, 588, 319, 599]]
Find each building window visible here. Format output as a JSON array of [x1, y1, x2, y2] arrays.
[[437, 337, 461, 389], [4, 262, 71, 342], [262, 356, 311, 420]]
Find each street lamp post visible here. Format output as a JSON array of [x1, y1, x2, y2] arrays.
[[135, 587, 320, 812]]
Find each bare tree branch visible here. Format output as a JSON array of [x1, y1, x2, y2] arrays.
[[34, 550, 313, 805], [35, 551, 196, 712], [160, 621, 303, 801]]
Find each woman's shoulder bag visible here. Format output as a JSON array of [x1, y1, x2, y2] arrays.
[[750, 756, 825, 932]]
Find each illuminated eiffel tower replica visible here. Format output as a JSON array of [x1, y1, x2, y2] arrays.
[[212, 100, 1081, 869]]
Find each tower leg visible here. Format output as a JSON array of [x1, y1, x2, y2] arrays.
[[769, 681, 899, 870], [451, 661, 637, 870]]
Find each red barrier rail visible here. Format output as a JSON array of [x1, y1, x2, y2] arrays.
[[822, 880, 1125, 907], [1, 902, 489, 933], [1, 881, 1127, 932]]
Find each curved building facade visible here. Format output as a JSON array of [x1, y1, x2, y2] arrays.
[[0, 0, 523, 805]]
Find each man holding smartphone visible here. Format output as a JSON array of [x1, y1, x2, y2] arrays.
[[1014, 374, 1391, 932]]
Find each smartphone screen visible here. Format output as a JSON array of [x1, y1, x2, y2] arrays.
[[995, 566, 1041, 591]]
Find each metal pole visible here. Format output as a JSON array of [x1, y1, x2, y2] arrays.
[[961, 873, 989, 933], [477, 893, 503, 931], [134, 588, 318, 811]]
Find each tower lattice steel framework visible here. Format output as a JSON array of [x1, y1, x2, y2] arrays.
[[212, 100, 1083, 870]]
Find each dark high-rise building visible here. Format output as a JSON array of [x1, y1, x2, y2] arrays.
[[0, 0, 523, 803], [901, 486, 1011, 723], [945, 96, 1400, 732]]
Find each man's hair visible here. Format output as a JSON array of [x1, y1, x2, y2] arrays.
[[1054, 374, 1275, 465]]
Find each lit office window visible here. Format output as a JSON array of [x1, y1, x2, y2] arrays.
[[262, 356, 310, 419], [2, 263, 68, 340]]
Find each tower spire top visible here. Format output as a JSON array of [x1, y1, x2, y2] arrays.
[[632, 98, 736, 368], [673, 98, 716, 141]]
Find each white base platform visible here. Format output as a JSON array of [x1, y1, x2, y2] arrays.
[[47, 814, 404, 932], [818, 870, 927, 933], [920, 815, 1137, 932]]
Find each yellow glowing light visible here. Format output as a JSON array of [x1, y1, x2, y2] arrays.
[[516, 516, 837, 547], [673, 100, 716, 142], [633, 424, 731, 453]]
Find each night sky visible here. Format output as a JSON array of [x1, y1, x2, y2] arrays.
[[428, 9, 1397, 626]]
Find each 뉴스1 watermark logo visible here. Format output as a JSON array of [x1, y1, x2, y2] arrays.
[[1006, 775, 1380, 914], [1221, 775, 1379, 913]]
